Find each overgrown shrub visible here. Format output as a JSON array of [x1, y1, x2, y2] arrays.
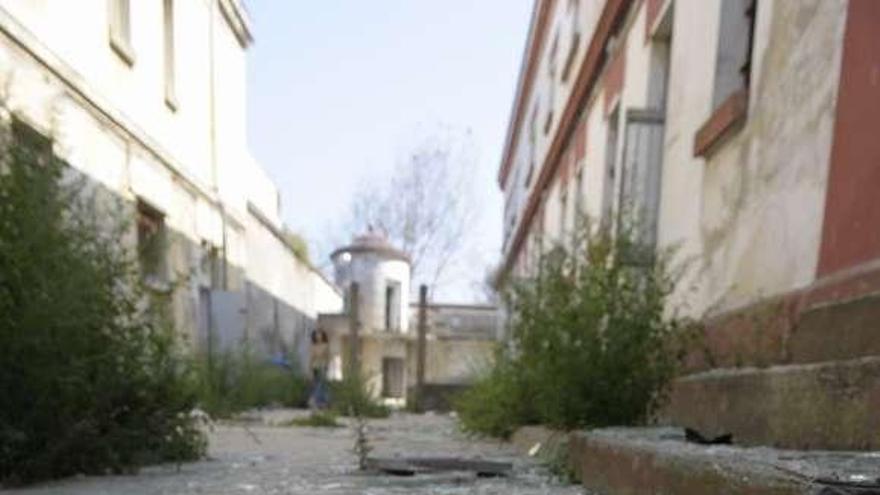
[[451, 350, 539, 438], [192, 346, 309, 417], [0, 121, 205, 484], [456, 227, 693, 437]]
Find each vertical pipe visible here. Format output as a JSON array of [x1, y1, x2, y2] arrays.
[[208, 0, 228, 291], [348, 282, 360, 379], [415, 284, 428, 411]]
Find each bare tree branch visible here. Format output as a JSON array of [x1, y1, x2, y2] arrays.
[[341, 132, 480, 297]]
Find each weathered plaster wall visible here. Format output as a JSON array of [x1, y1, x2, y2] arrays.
[[681, 0, 846, 316], [244, 209, 339, 322], [419, 339, 495, 385], [652, 0, 717, 316], [359, 337, 408, 399], [244, 206, 343, 367], [0, 1, 343, 360], [0, 0, 218, 191]]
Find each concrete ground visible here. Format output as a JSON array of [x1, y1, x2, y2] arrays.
[[5, 411, 584, 495]]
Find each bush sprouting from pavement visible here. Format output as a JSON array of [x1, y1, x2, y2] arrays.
[[455, 226, 693, 438], [0, 121, 205, 485], [452, 349, 540, 439]]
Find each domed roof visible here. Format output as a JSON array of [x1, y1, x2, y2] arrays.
[[330, 228, 410, 263]]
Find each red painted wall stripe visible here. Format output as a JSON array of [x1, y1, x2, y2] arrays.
[[817, 0, 880, 277]]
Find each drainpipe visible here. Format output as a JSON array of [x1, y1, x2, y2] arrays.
[[208, 0, 229, 291]]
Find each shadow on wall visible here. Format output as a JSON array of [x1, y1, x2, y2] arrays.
[[54, 158, 318, 370]]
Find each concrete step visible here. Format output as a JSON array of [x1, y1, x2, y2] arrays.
[[512, 426, 880, 494], [664, 356, 880, 450], [569, 427, 880, 495]]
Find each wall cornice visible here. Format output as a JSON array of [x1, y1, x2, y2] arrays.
[[218, 0, 253, 48]]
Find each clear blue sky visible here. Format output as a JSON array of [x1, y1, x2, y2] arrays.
[[245, 1, 533, 299]]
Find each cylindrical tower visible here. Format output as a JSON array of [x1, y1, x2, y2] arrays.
[[330, 230, 411, 334]]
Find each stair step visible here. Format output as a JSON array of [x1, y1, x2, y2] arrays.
[[664, 356, 880, 450], [568, 427, 880, 495]]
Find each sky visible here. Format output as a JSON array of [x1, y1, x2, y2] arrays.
[[245, 1, 533, 301]]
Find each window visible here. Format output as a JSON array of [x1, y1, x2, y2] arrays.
[[559, 186, 568, 241], [503, 212, 516, 252], [535, 203, 546, 259], [647, 4, 673, 111], [381, 357, 405, 399], [694, 0, 756, 156], [561, 0, 582, 82], [525, 104, 539, 187], [163, 0, 177, 110], [601, 108, 619, 231], [108, 0, 134, 65], [712, 0, 757, 108], [384, 280, 401, 331], [573, 167, 584, 246], [137, 200, 167, 285], [544, 33, 559, 134], [618, 109, 665, 265], [200, 242, 222, 289]]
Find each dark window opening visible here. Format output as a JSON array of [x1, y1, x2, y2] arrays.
[[740, 0, 758, 89], [712, 0, 758, 108], [384, 280, 401, 331], [137, 200, 167, 284], [381, 357, 405, 399]]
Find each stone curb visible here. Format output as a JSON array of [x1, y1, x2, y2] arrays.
[[511, 425, 880, 494]]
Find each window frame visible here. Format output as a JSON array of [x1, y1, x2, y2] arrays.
[[163, 0, 178, 111], [136, 199, 169, 288], [693, 0, 758, 157], [544, 32, 559, 135], [561, 0, 582, 82], [108, 0, 135, 66]]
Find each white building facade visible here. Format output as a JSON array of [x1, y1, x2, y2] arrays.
[[0, 0, 342, 363], [320, 232, 498, 408]]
